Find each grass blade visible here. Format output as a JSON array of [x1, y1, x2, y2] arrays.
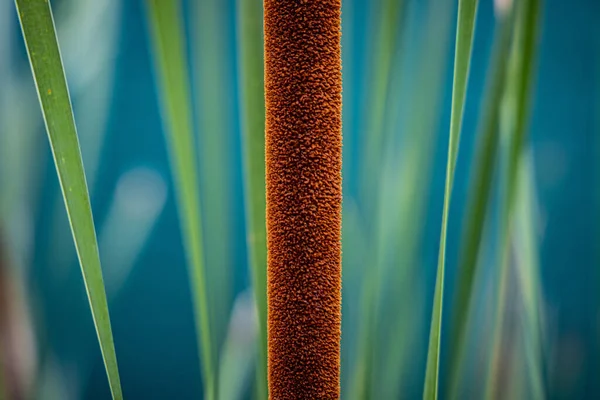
[[236, 0, 268, 397], [217, 291, 258, 400], [145, 1, 216, 398], [422, 1, 478, 398], [366, 1, 455, 398], [513, 152, 546, 399], [486, 0, 541, 397], [359, 0, 404, 207], [194, 0, 234, 356], [48, 0, 122, 279], [349, 1, 406, 397], [14, 0, 122, 398], [446, 11, 516, 398], [503, 0, 541, 215]]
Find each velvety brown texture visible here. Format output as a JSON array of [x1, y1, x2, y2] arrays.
[[264, 0, 342, 398]]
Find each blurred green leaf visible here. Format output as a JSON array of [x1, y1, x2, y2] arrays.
[[237, 0, 268, 398], [340, 0, 358, 392], [446, 10, 516, 399], [359, 0, 405, 206], [348, 0, 408, 396], [14, 0, 122, 398], [423, 1, 478, 398], [145, 1, 216, 398], [217, 291, 258, 400], [371, 1, 455, 398], [486, 0, 541, 397], [194, 0, 234, 358], [512, 152, 546, 399], [100, 168, 167, 297], [340, 201, 369, 398]]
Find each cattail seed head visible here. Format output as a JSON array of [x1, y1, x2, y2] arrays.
[[264, 0, 342, 398]]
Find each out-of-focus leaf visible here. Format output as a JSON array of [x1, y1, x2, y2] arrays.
[[194, 0, 234, 359], [512, 152, 546, 399], [359, 0, 405, 209], [348, 0, 406, 397], [237, 0, 268, 397], [100, 168, 167, 297], [217, 291, 258, 400], [446, 10, 516, 399], [486, 0, 541, 397], [145, 1, 216, 398]]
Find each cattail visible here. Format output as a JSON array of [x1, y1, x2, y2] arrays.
[[264, 0, 342, 398]]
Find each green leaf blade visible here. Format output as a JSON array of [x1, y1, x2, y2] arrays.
[[194, 0, 234, 362], [145, 1, 216, 398], [14, 0, 122, 398], [445, 11, 516, 399], [485, 0, 542, 397], [423, 1, 478, 398], [237, 0, 268, 398]]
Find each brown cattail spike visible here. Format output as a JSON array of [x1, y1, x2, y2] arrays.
[[264, 0, 342, 398]]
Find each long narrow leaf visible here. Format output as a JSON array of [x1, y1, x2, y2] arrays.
[[48, 0, 122, 279], [371, 1, 455, 398], [237, 0, 268, 398], [14, 0, 122, 398], [145, 1, 216, 398], [359, 0, 404, 207], [349, 2, 406, 397], [446, 11, 516, 399], [194, 0, 234, 356], [513, 152, 546, 399], [486, 0, 541, 397], [423, 1, 478, 398]]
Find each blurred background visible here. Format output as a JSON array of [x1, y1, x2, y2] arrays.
[[0, 0, 599, 398]]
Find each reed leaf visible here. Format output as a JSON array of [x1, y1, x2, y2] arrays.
[[513, 152, 546, 399], [194, 0, 234, 357], [237, 0, 268, 397], [49, 0, 121, 279], [446, 10, 516, 398], [370, 1, 455, 398], [339, 0, 357, 391], [217, 291, 258, 400], [359, 0, 405, 206], [486, 0, 541, 397], [145, 1, 215, 398], [349, 1, 406, 397], [14, 0, 122, 398], [423, 1, 478, 398]]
